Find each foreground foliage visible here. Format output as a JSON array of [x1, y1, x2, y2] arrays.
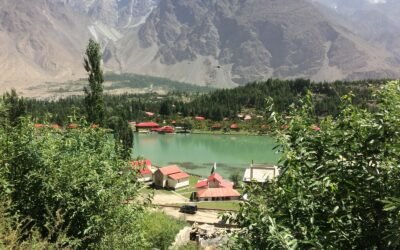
[[229, 81, 400, 249], [0, 110, 146, 248], [141, 211, 187, 250]]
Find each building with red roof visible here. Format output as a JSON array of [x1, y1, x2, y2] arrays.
[[131, 159, 153, 182], [197, 188, 240, 201], [195, 116, 205, 121], [211, 123, 222, 130], [230, 124, 240, 131], [158, 126, 175, 134], [195, 172, 240, 201], [135, 122, 160, 132], [154, 165, 189, 190]]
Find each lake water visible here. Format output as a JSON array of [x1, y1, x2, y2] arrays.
[[133, 133, 280, 178]]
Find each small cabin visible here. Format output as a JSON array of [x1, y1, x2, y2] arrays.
[[230, 124, 240, 131], [153, 165, 189, 190]]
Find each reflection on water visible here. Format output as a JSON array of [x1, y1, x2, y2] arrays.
[[133, 133, 280, 178]]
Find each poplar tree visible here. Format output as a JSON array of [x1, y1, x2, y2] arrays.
[[84, 39, 105, 125]]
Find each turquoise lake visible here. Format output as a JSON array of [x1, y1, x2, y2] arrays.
[[133, 133, 280, 178]]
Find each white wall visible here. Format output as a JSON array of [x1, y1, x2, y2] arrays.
[[167, 178, 189, 190]]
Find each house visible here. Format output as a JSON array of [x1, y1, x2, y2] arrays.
[[145, 111, 155, 117], [211, 123, 222, 130], [135, 122, 160, 132], [131, 159, 153, 182], [157, 126, 175, 134], [153, 165, 189, 190], [230, 124, 240, 131], [243, 164, 279, 183], [244, 115, 252, 121], [195, 116, 205, 121], [195, 172, 240, 201]]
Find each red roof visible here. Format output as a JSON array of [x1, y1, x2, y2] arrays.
[[197, 187, 240, 198], [131, 160, 152, 175], [67, 123, 79, 129], [230, 124, 239, 129], [158, 165, 182, 176], [208, 173, 223, 183], [195, 179, 208, 188], [34, 124, 44, 128], [136, 122, 160, 128], [195, 116, 205, 121], [159, 126, 175, 133], [169, 172, 189, 180], [220, 180, 234, 188], [196, 173, 233, 189], [145, 112, 155, 117]]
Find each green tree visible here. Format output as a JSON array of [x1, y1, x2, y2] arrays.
[[84, 39, 105, 126], [0, 118, 146, 248], [2, 89, 26, 126], [229, 81, 400, 249]]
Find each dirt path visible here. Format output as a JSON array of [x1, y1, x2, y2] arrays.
[[153, 192, 188, 205], [160, 207, 221, 224]]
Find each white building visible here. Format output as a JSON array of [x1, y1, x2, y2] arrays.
[[243, 164, 279, 183], [153, 165, 189, 190]]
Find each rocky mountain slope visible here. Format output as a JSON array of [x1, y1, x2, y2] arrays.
[[0, 0, 90, 89], [111, 0, 399, 86], [0, 0, 400, 92]]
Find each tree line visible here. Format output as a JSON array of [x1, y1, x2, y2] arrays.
[[23, 78, 386, 128]]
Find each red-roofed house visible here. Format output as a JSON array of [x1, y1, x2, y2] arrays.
[[145, 111, 155, 117], [131, 160, 153, 182], [154, 165, 189, 190], [195, 172, 239, 201], [135, 122, 160, 132], [230, 124, 240, 131], [195, 116, 205, 121], [197, 188, 240, 201]]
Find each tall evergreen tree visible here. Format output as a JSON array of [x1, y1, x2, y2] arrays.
[[3, 89, 26, 126], [84, 39, 105, 125]]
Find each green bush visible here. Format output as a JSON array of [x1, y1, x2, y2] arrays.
[[141, 211, 187, 250], [229, 81, 400, 249], [0, 116, 147, 248]]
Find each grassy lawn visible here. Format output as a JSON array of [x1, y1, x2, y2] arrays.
[[176, 175, 200, 198], [196, 201, 241, 211]]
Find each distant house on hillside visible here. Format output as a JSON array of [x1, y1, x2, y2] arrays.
[[153, 165, 189, 190], [230, 124, 240, 131], [243, 164, 279, 183], [131, 159, 153, 182], [195, 116, 205, 121], [195, 173, 240, 201], [211, 123, 222, 130]]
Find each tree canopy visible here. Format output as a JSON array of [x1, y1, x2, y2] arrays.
[[229, 81, 400, 249]]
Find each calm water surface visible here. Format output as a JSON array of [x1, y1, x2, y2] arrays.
[[133, 133, 280, 178]]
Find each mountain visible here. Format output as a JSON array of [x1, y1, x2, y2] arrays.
[[0, 0, 400, 93], [311, 0, 400, 66], [0, 0, 91, 90], [0, 0, 157, 92], [108, 0, 400, 86]]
